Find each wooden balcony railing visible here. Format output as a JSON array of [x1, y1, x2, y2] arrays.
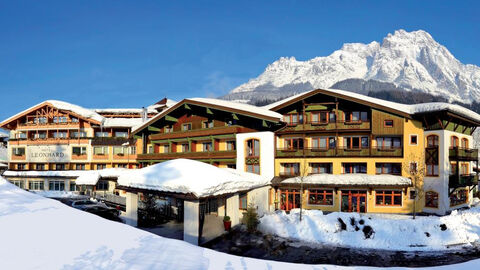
[[449, 147, 479, 161], [449, 174, 479, 189], [276, 146, 402, 158], [137, 150, 236, 161], [279, 120, 371, 133], [149, 125, 254, 141]]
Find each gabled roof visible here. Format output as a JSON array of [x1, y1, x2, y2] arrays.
[[0, 100, 104, 128], [264, 88, 480, 124], [132, 98, 283, 135]]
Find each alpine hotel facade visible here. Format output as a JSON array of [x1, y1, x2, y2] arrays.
[[1, 89, 479, 216]]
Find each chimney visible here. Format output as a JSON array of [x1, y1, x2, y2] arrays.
[[142, 107, 148, 122]]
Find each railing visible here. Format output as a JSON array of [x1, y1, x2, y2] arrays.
[[149, 125, 253, 141], [276, 146, 402, 158], [449, 174, 479, 189], [449, 148, 479, 161], [91, 137, 135, 146], [280, 120, 371, 132], [137, 150, 236, 160]]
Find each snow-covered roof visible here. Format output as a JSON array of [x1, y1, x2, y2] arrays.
[[3, 168, 127, 182], [102, 118, 145, 128], [263, 88, 480, 123], [0, 100, 105, 125], [281, 173, 412, 187], [116, 159, 270, 198], [94, 108, 147, 114], [187, 98, 282, 119], [0, 163, 7, 168]]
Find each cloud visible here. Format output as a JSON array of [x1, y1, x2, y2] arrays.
[[201, 71, 244, 98]]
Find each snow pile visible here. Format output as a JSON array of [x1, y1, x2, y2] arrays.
[[117, 159, 270, 198], [282, 174, 411, 186], [102, 117, 145, 128], [259, 206, 480, 251]]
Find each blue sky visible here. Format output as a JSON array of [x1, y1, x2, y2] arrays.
[[0, 0, 478, 122]]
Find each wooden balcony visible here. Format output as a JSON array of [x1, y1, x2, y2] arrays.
[[449, 174, 478, 189], [149, 125, 255, 141], [276, 146, 402, 158], [137, 150, 236, 161], [278, 120, 371, 133], [449, 148, 478, 161], [91, 137, 135, 146]]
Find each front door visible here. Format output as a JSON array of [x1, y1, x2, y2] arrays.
[[280, 189, 301, 211], [341, 190, 367, 213]]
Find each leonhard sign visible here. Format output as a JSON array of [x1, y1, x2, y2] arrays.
[[27, 145, 71, 163]]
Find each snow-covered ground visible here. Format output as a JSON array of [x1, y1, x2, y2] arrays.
[[1, 176, 480, 269], [259, 204, 480, 252]]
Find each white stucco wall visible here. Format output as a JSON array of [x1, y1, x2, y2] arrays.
[[125, 192, 138, 227], [226, 194, 240, 226], [183, 200, 200, 245], [236, 131, 275, 179], [247, 186, 271, 217]]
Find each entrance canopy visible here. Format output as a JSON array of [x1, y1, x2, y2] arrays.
[[276, 174, 412, 188], [116, 159, 270, 199]]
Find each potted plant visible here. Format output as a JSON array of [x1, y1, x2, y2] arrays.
[[223, 215, 232, 231]]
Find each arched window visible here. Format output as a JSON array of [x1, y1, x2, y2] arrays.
[[246, 139, 260, 157], [450, 136, 459, 148], [425, 191, 439, 208], [427, 135, 439, 147], [461, 138, 469, 149]]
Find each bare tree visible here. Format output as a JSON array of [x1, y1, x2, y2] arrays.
[[299, 158, 310, 221], [402, 152, 426, 219]]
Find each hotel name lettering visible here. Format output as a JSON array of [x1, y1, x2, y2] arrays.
[[27, 146, 71, 162]]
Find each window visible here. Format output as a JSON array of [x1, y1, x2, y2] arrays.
[[384, 120, 394, 127], [310, 163, 332, 174], [113, 146, 125, 155], [34, 117, 47, 124], [16, 132, 27, 139], [239, 193, 248, 210], [246, 164, 260, 174], [34, 132, 47, 139], [10, 180, 24, 189], [376, 137, 401, 149], [72, 146, 87, 155], [114, 131, 128, 138], [182, 123, 192, 131], [227, 164, 236, 169], [460, 163, 469, 175], [451, 163, 457, 175], [71, 117, 79, 123], [53, 131, 68, 138], [36, 164, 45, 171], [281, 163, 300, 176], [343, 136, 369, 149], [95, 131, 109, 137], [376, 163, 401, 175], [202, 142, 213, 152], [461, 138, 469, 149], [226, 141, 236, 151], [181, 143, 190, 152], [55, 164, 66, 170], [283, 137, 304, 150], [53, 116, 68, 123], [71, 130, 87, 138], [311, 137, 335, 149], [148, 145, 154, 154], [96, 180, 109, 191], [427, 135, 439, 147], [202, 120, 214, 129], [70, 182, 77, 191], [409, 190, 416, 200], [425, 191, 439, 208], [409, 162, 418, 174], [450, 136, 459, 148], [345, 111, 368, 122], [96, 164, 106, 170], [165, 125, 173, 133], [246, 139, 260, 157], [17, 164, 26, 170], [129, 146, 136, 155], [375, 190, 402, 206], [163, 144, 170, 153], [75, 164, 85, 170], [450, 189, 468, 206], [426, 164, 439, 176], [28, 181, 44, 190], [93, 146, 108, 155], [308, 189, 333, 205], [49, 180, 65, 191], [343, 163, 367, 174], [410, 135, 418, 145], [12, 147, 25, 156], [283, 113, 302, 125], [310, 111, 332, 124]]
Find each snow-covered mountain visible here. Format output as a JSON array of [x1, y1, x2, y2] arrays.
[[222, 29, 480, 104]]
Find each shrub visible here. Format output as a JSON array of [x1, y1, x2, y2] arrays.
[[223, 215, 231, 222], [242, 203, 259, 233]]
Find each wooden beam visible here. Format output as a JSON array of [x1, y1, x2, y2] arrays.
[[148, 126, 162, 132], [231, 113, 239, 120], [423, 115, 430, 129], [184, 104, 191, 110], [462, 125, 468, 134], [436, 116, 444, 129], [454, 123, 460, 132], [165, 115, 178, 122], [206, 107, 213, 115], [471, 126, 477, 135]]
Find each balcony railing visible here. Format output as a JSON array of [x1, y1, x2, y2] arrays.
[[137, 150, 236, 161], [280, 120, 371, 132], [449, 174, 479, 189], [449, 148, 479, 161], [276, 146, 402, 158], [149, 125, 253, 141]]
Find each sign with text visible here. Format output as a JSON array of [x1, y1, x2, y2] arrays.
[[27, 145, 71, 163]]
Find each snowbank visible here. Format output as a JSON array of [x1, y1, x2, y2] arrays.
[[259, 206, 480, 252], [117, 159, 270, 198]]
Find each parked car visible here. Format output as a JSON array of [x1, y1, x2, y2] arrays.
[[70, 199, 121, 219]]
